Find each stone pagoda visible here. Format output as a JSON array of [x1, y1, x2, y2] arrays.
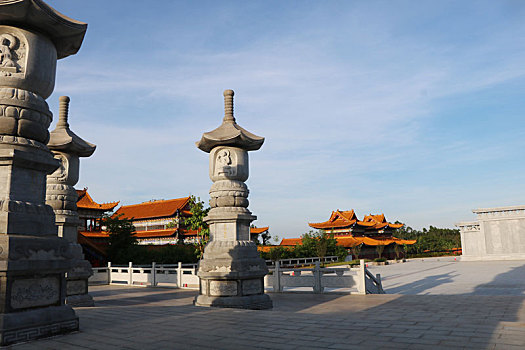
[[195, 90, 272, 309], [46, 96, 96, 307], [0, 0, 87, 345]]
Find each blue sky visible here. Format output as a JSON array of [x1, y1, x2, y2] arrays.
[[45, 0, 525, 238]]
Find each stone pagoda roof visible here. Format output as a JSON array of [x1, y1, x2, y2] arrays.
[[196, 90, 264, 153], [47, 96, 96, 157], [0, 0, 87, 59]]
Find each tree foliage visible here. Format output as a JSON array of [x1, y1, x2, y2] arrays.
[[104, 214, 138, 264], [395, 225, 461, 256], [262, 230, 347, 262], [183, 195, 210, 259]]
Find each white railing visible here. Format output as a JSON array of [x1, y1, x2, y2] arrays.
[[265, 256, 339, 268], [89, 262, 199, 289], [90, 259, 384, 294], [264, 260, 384, 294]]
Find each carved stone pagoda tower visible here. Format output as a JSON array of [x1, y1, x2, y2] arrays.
[[46, 96, 96, 307], [0, 0, 87, 345], [195, 90, 272, 309]]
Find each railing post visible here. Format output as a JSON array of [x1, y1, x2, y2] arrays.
[[128, 262, 133, 285], [275, 261, 281, 292], [376, 273, 383, 294], [313, 261, 321, 293], [177, 262, 182, 288], [107, 262, 111, 285], [358, 259, 366, 294], [152, 262, 156, 287]]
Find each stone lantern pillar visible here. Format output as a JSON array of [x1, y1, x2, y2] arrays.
[[46, 96, 96, 307], [0, 0, 87, 345], [195, 90, 272, 309]]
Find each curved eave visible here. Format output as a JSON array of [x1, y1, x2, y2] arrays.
[[196, 122, 264, 153], [0, 0, 87, 59], [48, 128, 96, 157]]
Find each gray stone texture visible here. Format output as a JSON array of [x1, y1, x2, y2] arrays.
[[10, 284, 525, 350], [194, 90, 272, 309], [0, 0, 87, 345], [46, 96, 96, 307], [457, 205, 525, 261]]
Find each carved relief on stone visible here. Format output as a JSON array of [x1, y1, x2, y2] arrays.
[[0, 29, 26, 77], [215, 149, 235, 176], [10, 277, 60, 309], [209, 146, 249, 182]]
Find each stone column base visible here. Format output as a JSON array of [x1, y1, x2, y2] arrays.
[[195, 241, 272, 310], [195, 293, 272, 309], [0, 305, 78, 346], [66, 293, 94, 307]]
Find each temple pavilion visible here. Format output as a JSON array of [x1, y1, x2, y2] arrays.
[[279, 210, 415, 260], [76, 188, 119, 266], [111, 197, 198, 244]]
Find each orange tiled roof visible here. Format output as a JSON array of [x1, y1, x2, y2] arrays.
[[257, 245, 275, 253], [250, 226, 269, 234], [80, 228, 199, 239], [279, 235, 416, 248], [310, 209, 403, 230], [79, 230, 109, 238], [76, 189, 119, 211], [113, 197, 191, 221], [280, 238, 303, 246], [309, 210, 358, 230], [357, 214, 404, 230], [135, 229, 178, 238]]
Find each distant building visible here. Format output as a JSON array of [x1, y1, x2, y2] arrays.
[[112, 197, 197, 244], [250, 226, 269, 244], [279, 209, 415, 260], [76, 188, 119, 266]]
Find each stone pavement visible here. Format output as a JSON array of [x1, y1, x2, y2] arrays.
[[8, 282, 525, 350], [369, 256, 525, 295]]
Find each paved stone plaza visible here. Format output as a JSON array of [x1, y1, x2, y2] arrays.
[[8, 258, 525, 350]]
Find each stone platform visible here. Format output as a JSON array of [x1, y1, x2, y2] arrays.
[[9, 281, 525, 350]]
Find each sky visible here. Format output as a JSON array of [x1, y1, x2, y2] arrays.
[[44, 0, 525, 238]]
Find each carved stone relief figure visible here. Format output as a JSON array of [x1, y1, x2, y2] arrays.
[[215, 148, 236, 177], [0, 34, 16, 68]]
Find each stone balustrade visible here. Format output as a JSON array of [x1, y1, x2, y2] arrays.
[[90, 260, 384, 295]]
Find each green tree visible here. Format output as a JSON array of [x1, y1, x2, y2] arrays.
[[351, 243, 362, 260], [296, 231, 347, 263], [250, 225, 271, 245], [183, 195, 210, 259], [104, 214, 137, 264], [375, 244, 386, 260]]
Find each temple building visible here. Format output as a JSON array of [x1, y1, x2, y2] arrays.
[[277, 210, 415, 259], [250, 226, 269, 244], [309, 210, 404, 237], [111, 197, 197, 244], [76, 189, 119, 266]]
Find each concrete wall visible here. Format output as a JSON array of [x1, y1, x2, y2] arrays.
[[457, 205, 525, 261]]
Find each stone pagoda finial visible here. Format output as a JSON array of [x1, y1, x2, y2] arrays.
[[196, 89, 264, 153], [48, 96, 96, 157], [57, 95, 70, 128], [223, 89, 235, 123]]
